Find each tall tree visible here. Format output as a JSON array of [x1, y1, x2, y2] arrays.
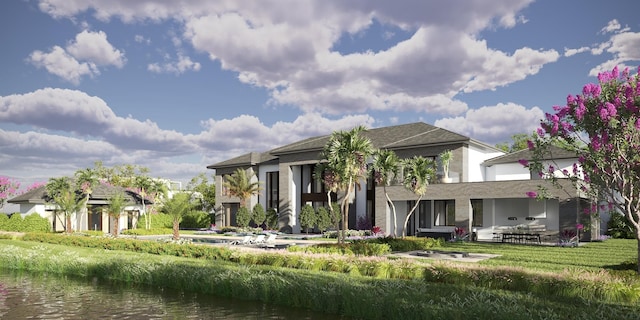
[[106, 191, 127, 236], [187, 173, 216, 214], [45, 177, 74, 232], [0, 176, 20, 209], [222, 168, 261, 208], [75, 167, 98, 231], [161, 192, 193, 240], [496, 133, 537, 153], [400, 156, 436, 238], [320, 125, 374, 243], [371, 149, 400, 237], [314, 163, 342, 242], [527, 66, 640, 273]]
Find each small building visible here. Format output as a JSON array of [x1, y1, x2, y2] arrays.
[[7, 183, 149, 233], [207, 122, 599, 241]]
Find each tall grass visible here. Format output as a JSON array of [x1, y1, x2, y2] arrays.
[[2, 241, 640, 320]]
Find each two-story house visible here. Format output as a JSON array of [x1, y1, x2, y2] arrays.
[[207, 122, 596, 241]]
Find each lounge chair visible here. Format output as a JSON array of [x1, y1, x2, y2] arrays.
[[231, 235, 253, 245], [251, 234, 266, 244], [262, 234, 277, 248]]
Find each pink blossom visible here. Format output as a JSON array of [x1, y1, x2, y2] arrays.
[[525, 191, 537, 198], [527, 140, 535, 150], [576, 223, 584, 230], [518, 159, 529, 167]]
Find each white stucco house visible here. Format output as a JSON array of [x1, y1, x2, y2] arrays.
[[7, 183, 150, 233], [207, 122, 600, 242]]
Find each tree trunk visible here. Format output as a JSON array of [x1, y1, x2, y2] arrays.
[[637, 236, 640, 274], [66, 215, 72, 233], [113, 216, 119, 237], [173, 220, 180, 240], [402, 196, 422, 238], [383, 185, 397, 237]]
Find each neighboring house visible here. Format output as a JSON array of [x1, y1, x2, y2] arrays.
[[207, 122, 598, 241], [7, 183, 150, 233]]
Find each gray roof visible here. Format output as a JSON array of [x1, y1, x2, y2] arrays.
[[483, 145, 579, 166], [208, 122, 500, 169], [8, 183, 149, 205], [206, 151, 278, 170]]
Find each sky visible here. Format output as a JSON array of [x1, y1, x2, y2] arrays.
[[1, 0, 640, 198]]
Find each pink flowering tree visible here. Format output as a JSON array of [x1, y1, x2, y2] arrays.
[[0, 176, 20, 209], [527, 66, 640, 273]]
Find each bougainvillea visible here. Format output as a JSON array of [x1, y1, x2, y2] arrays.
[[0, 176, 20, 208], [527, 66, 640, 273]]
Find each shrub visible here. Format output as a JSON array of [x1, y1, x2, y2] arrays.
[[4, 213, 24, 231], [299, 204, 316, 234], [139, 213, 173, 229], [22, 213, 51, 232], [252, 203, 266, 227], [316, 207, 331, 232], [288, 242, 391, 256], [606, 212, 634, 239], [0, 214, 8, 230], [181, 211, 210, 229], [121, 228, 173, 236], [236, 207, 251, 228], [365, 236, 443, 252], [265, 208, 278, 230]]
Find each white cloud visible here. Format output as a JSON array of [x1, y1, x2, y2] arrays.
[[134, 34, 150, 44], [589, 28, 640, 76], [28, 46, 97, 85], [148, 54, 201, 74], [66, 30, 126, 67], [564, 46, 590, 57], [434, 103, 544, 144], [27, 30, 125, 84], [600, 19, 621, 34], [35, 0, 549, 117], [0, 88, 195, 153]]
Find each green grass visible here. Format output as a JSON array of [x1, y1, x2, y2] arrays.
[[442, 239, 638, 274], [2, 240, 640, 320]]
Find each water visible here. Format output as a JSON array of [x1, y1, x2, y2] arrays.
[[0, 271, 348, 320]]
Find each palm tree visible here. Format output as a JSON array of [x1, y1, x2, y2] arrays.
[[371, 149, 400, 237], [46, 177, 73, 232], [75, 167, 98, 232], [321, 125, 374, 243], [314, 163, 342, 242], [162, 192, 193, 240], [134, 175, 154, 229], [52, 189, 87, 234], [107, 191, 127, 237], [400, 156, 436, 238], [223, 168, 261, 208]]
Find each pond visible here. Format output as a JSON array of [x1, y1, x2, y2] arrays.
[[0, 271, 350, 319]]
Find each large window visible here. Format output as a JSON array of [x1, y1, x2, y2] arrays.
[[471, 199, 483, 227], [434, 200, 455, 226], [418, 200, 431, 228], [266, 171, 279, 211]]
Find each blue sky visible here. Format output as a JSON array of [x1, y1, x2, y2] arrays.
[[1, 0, 639, 193]]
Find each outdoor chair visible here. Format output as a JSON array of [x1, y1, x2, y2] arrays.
[[231, 235, 253, 245], [251, 234, 266, 244]]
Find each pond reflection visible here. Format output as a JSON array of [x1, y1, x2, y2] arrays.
[[0, 271, 349, 320]]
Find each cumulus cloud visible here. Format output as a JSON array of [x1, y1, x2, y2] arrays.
[[0, 88, 194, 153], [564, 46, 590, 57], [27, 30, 125, 84], [434, 103, 544, 144], [588, 22, 640, 76], [35, 0, 550, 117], [148, 54, 201, 74]]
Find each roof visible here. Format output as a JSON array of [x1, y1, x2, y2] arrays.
[[7, 183, 150, 205], [483, 145, 579, 166], [208, 122, 499, 169], [206, 151, 278, 170]]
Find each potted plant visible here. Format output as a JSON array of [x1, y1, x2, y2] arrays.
[[439, 150, 453, 183]]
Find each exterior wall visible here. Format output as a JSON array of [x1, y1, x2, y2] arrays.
[[257, 163, 279, 210], [467, 146, 504, 182], [19, 203, 45, 216], [487, 163, 530, 181]]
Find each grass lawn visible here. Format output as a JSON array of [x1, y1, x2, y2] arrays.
[[441, 239, 638, 274]]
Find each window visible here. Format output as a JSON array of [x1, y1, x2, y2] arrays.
[[434, 200, 455, 226], [266, 171, 279, 211], [471, 199, 483, 227], [418, 200, 431, 228]]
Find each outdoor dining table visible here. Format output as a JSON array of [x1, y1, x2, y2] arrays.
[[500, 232, 541, 244]]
